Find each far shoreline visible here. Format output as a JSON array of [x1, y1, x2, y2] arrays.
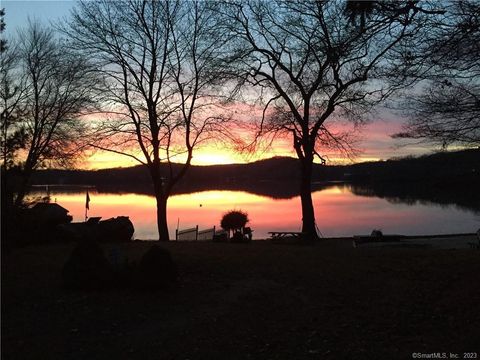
[[133, 232, 479, 250]]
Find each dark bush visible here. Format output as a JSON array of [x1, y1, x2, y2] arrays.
[[134, 245, 177, 290], [62, 241, 114, 290], [220, 210, 249, 235]]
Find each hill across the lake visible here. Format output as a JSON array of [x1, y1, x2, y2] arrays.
[[30, 149, 479, 204]]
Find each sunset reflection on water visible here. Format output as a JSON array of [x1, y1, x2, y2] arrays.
[[35, 186, 479, 239]]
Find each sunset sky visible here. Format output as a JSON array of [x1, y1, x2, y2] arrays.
[[3, 0, 440, 169]]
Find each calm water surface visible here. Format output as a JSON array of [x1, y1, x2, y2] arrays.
[[31, 185, 480, 239]]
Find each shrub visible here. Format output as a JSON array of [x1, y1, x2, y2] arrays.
[[220, 210, 249, 235], [134, 245, 177, 290], [62, 240, 114, 290]]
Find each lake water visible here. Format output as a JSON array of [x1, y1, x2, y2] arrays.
[[30, 184, 480, 239]]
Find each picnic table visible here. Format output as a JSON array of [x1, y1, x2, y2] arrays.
[[268, 231, 305, 240]]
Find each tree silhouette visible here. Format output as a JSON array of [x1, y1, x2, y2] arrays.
[[0, 8, 22, 172], [1, 20, 98, 206], [344, 0, 376, 31], [0, 8, 5, 53], [395, 0, 480, 148], [220, 0, 441, 241], [63, 0, 233, 240], [1, 8, 13, 170]]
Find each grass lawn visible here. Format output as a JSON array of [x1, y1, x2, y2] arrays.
[[2, 240, 479, 359]]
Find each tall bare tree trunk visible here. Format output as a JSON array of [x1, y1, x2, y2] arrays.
[[155, 192, 170, 242], [151, 163, 170, 241], [300, 158, 319, 242]]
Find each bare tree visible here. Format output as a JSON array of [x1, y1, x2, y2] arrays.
[[63, 0, 232, 240], [1, 8, 23, 172], [394, 0, 480, 148], [0, 20, 98, 206], [221, 0, 440, 240], [0, 8, 20, 236]]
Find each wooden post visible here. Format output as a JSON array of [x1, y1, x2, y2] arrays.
[[195, 225, 198, 241]]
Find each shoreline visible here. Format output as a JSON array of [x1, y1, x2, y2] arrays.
[[137, 232, 478, 241], [134, 232, 479, 249]]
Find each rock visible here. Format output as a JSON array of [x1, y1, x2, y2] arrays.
[[134, 245, 177, 290], [62, 240, 114, 290], [57, 216, 135, 243], [97, 216, 135, 243]]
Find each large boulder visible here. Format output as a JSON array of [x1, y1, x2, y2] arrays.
[[97, 216, 135, 243], [134, 245, 177, 290], [62, 241, 114, 290], [57, 216, 135, 244]]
